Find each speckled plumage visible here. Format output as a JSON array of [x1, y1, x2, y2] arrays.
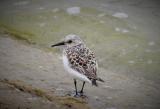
[[64, 43, 98, 81], [51, 34, 104, 96]]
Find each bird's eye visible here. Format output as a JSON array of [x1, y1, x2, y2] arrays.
[[68, 40, 72, 43]]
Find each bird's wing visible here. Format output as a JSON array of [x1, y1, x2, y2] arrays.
[[66, 46, 97, 80]]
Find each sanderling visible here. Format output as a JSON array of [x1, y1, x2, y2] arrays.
[[51, 34, 104, 96]]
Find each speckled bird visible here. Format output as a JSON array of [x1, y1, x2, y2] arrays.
[[51, 34, 104, 96]]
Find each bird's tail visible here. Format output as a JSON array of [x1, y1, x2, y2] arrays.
[[96, 77, 105, 82], [92, 79, 98, 86], [92, 77, 104, 87]]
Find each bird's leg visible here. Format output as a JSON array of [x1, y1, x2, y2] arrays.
[[74, 79, 78, 96], [80, 81, 85, 94]]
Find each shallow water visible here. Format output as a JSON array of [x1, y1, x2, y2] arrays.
[[0, 0, 160, 109]]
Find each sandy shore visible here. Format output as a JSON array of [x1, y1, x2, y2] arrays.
[[0, 33, 160, 109], [0, 34, 90, 109]]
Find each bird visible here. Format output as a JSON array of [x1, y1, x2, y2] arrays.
[[51, 34, 104, 97]]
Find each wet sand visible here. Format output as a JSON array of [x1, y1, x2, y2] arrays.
[[0, 34, 159, 109]]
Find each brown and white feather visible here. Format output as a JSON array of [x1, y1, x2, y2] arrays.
[[65, 44, 98, 81]]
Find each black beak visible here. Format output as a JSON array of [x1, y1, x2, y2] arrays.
[[51, 41, 65, 47]]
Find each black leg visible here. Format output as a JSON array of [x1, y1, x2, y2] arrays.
[[80, 81, 85, 94], [74, 79, 78, 95]]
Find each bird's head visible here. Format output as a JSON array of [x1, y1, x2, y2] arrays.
[[51, 34, 83, 48]]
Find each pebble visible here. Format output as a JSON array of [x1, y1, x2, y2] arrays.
[[145, 49, 151, 53], [128, 60, 135, 64], [148, 41, 155, 46], [100, 20, 105, 24], [134, 44, 139, 48], [147, 60, 153, 64], [115, 27, 129, 33], [66, 7, 80, 15], [115, 27, 120, 32], [94, 96, 100, 101], [39, 66, 43, 69], [27, 97, 38, 101], [112, 12, 128, 18], [122, 29, 129, 33], [52, 8, 59, 13], [39, 23, 46, 27], [56, 88, 64, 91], [38, 7, 45, 10], [103, 85, 113, 89], [98, 13, 106, 17]]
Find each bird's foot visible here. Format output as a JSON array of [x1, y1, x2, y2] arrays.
[[67, 91, 87, 98], [68, 91, 80, 97], [73, 91, 86, 98], [73, 92, 87, 98], [77, 91, 87, 98], [78, 90, 84, 95], [73, 93, 80, 98]]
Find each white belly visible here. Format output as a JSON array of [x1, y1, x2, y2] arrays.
[[62, 54, 91, 83]]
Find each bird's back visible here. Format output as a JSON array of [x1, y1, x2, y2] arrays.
[[65, 44, 98, 83]]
